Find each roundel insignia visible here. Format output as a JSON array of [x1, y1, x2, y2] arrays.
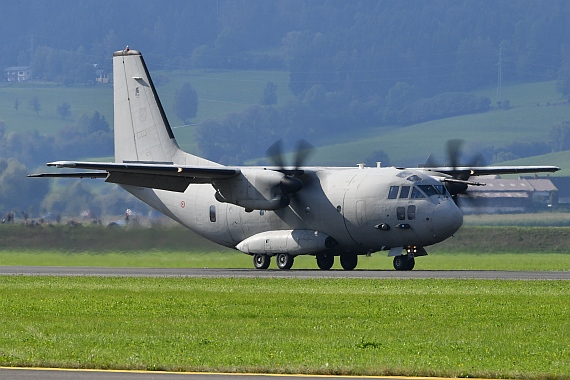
[[180, 201, 186, 208]]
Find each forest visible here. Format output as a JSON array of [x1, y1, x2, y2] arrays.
[[1, 0, 570, 218]]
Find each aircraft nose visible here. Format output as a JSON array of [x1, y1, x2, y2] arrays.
[[431, 199, 463, 239]]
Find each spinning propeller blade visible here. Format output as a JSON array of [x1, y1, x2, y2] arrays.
[[426, 139, 487, 200], [265, 139, 314, 206]]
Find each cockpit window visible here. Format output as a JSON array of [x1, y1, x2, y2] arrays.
[[418, 184, 449, 197], [388, 186, 399, 199], [406, 175, 422, 182], [434, 184, 450, 196], [399, 186, 410, 198], [418, 185, 439, 197], [410, 186, 426, 198]]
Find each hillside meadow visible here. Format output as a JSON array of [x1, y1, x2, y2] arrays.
[[309, 80, 570, 167], [0, 68, 292, 142], [1, 73, 569, 170]]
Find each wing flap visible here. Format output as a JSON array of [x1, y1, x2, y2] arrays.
[[31, 161, 240, 192], [105, 172, 196, 192], [28, 172, 108, 179], [420, 165, 560, 177], [47, 161, 240, 178]]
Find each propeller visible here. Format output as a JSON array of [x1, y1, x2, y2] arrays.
[[266, 139, 314, 206], [426, 139, 486, 201]]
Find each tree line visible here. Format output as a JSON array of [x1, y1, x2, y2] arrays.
[[2, 1, 570, 95]]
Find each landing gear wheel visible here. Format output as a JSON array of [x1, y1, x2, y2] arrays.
[[340, 254, 357, 271], [253, 254, 270, 270], [393, 255, 415, 271], [276, 253, 294, 270], [316, 253, 334, 270]]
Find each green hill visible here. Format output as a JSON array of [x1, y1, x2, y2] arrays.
[[308, 81, 570, 169], [0, 68, 293, 141], [500, 150, 570, 176], [1, 74, 569, 172]]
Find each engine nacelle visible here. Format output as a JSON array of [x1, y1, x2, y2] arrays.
[[213, 169, 287, 210], [236, 230, 338, 255]]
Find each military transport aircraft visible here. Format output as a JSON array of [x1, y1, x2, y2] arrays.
[[30, 48, 560, 271]]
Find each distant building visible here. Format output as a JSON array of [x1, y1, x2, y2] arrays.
[[95, 69, 109, 84], [458, 176, 558, 214], [4, 66, 31, 82]]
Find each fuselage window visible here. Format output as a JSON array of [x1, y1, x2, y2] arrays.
[[410, 186, 426, 199], [209, 205, 216, 222], [399, 185, 410, 198], [397, 206, 406, 220], [388, 186, 399, 199], [407, 205, 416, 220]]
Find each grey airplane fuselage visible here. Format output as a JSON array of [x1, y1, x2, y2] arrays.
[[126, 166, 463, 256]]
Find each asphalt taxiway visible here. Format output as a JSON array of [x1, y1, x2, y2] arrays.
[[0, 368, 490, 380], [0, 266, 569, 280]]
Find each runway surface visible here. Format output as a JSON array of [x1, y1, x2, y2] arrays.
[[0, 266, 568, 279], [0, 368, 488, 380]]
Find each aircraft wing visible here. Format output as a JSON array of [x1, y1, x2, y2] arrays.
[[417, 165, 560, 177], [30, 161, 241, 192]]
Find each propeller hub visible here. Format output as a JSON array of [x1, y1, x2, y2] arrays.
[[280, 176, 303, 194]]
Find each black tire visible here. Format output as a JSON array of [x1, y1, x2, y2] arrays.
[[316, 253, 334, 270], [393, 255, 414, 271], [253, 254, 270, 270], [406, 256, 415, 270], [340, 254, 357, 271], [276, 253, 294, 270]]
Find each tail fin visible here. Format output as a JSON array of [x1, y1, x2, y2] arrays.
[[112, 48, 217, 166]]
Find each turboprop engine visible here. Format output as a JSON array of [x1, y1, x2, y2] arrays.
[[213, 168, 301, 211], [213, 140, 312, 211]]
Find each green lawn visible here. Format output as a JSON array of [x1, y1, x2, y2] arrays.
[[0, 224, 569, 271], [1, 250, 570, 271], [0, 277, 567, 379]]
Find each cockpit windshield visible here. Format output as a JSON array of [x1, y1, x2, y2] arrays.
[[418, 184, 449, 197], [387, 184, 450, 199]]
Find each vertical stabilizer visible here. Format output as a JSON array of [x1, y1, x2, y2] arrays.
[[112, 48, 218, 166]]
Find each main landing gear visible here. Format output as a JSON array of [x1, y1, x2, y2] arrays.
[[253, 253, 270, 269], [316, 253, 357, 270], [275, 253, 294, 270], [316, 253, 334, 270], [253, 252, 359, 270], [393, 255, 415, 271], [253, 253, 295, 270]]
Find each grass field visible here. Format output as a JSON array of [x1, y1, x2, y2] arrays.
[[0, 277, 568, 379], [0, 224, 568, 378], [0, 224, 569, 271]]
